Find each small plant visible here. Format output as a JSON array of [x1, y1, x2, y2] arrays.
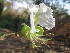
[[21, 24, 52, 48], [4, 0, 55, 48], [20, 3, 55, 48]]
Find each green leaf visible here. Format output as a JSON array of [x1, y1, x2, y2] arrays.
[[35, 26, 44, 36], [34, 11, 40, 25], [21, 24, 31, 39]]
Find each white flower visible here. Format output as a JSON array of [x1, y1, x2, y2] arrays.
[[38, 3, 55, 30], [28, 4, 39, 13], [28, 3, 55, 30], [39, 3, 48, 13]]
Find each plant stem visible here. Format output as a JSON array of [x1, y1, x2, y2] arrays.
[[30, 12, 36, 34]]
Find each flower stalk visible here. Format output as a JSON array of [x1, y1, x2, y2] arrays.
[[30, 12, 36, 34]]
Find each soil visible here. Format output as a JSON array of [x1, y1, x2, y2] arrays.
[[0, 29, 70, 53]]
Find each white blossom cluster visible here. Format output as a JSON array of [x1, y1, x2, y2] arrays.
[[29, 3, 55, 30], [38, 3, 55, 30]]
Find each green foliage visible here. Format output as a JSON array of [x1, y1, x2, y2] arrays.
[[21, 24, 51, 48], [35, 26, 44, 36], [21, 24, 30, 40], [34, 11, 40, 25], [21, 24, 44, 39]]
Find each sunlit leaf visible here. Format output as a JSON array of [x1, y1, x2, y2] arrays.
[[34, 11, 40, 25], [21, 24, 30, 39], [35, 26, 44, 36]]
